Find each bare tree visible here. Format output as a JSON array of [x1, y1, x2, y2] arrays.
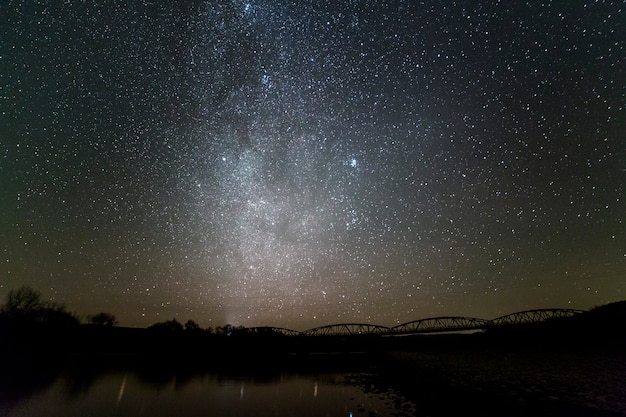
[[2, 286, 44, 316], [1, 285, 77, 327]]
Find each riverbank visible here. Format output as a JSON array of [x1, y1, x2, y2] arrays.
[[369, 347, 626, 417]]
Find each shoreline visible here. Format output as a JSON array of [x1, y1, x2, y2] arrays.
[[370, 348, 626, 417]]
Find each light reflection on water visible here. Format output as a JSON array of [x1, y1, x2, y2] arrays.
[[3, 369, 414, 417]]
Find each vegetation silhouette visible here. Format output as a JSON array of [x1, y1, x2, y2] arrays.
[[148, 317, 184, 333], [1, 285, 78, 329], [184, 319, 201, 332], [0, 286, 79, 356], [86, 312, 118, 327]]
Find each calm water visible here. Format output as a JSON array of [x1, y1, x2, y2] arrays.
[[1, 364, 416, 417]]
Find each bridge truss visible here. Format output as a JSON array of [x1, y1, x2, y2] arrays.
[[236, 308, 587, 338], [301, 323, 391, 337], [243, 326, 302, 337], [490, 309, 585, 327], [392, 316, 492, 335]]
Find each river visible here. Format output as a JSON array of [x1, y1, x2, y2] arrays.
[[0, 354, 415, 417], [2, 348, 625, 417]]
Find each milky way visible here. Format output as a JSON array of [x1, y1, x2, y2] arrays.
[[1, 1, 624, 329]]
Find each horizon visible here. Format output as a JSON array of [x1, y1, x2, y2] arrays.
[[0, 284, 615, 332], [2, 2, 624, 331]]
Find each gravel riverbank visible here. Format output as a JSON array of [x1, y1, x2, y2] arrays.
[[367, 348, 626, 417]]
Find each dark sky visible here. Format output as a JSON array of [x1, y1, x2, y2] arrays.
[[1, 0, 624, 330]]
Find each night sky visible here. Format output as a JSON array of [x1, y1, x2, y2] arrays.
[[1, 1, 624, 330]]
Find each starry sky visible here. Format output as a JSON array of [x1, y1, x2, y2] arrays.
[[1, 1, 624, 330]]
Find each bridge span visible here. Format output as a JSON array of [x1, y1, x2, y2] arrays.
[[286, 308, 586, 337], [300, 323, 390, 337], [243, 326, 302, 337], [391, 316, 491, 335], [490, 308, 585, 327]]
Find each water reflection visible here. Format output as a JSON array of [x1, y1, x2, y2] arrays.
[[0, 356, 415, 417]]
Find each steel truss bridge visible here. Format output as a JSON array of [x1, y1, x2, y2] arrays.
[[391, 316, 492, 335], [301, 323, 391, 337], [254, 308, 584, 337], [242, 326, 302, 337], [490, 308, 585, 327]]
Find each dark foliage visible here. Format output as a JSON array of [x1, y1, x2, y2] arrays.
[[148, 318, 184, 333], [87, 312, 118, 327], [184, 319, 200, 331], [0, 285, 78, 328]]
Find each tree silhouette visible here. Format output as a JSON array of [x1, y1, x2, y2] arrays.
[[0, 285, 79, 329], [2, 286, 44, 317], [1, 285, 77, 327], [184, 319, 200, 331], [148, 318, 184, 332], [88, 312, 118, 326]]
